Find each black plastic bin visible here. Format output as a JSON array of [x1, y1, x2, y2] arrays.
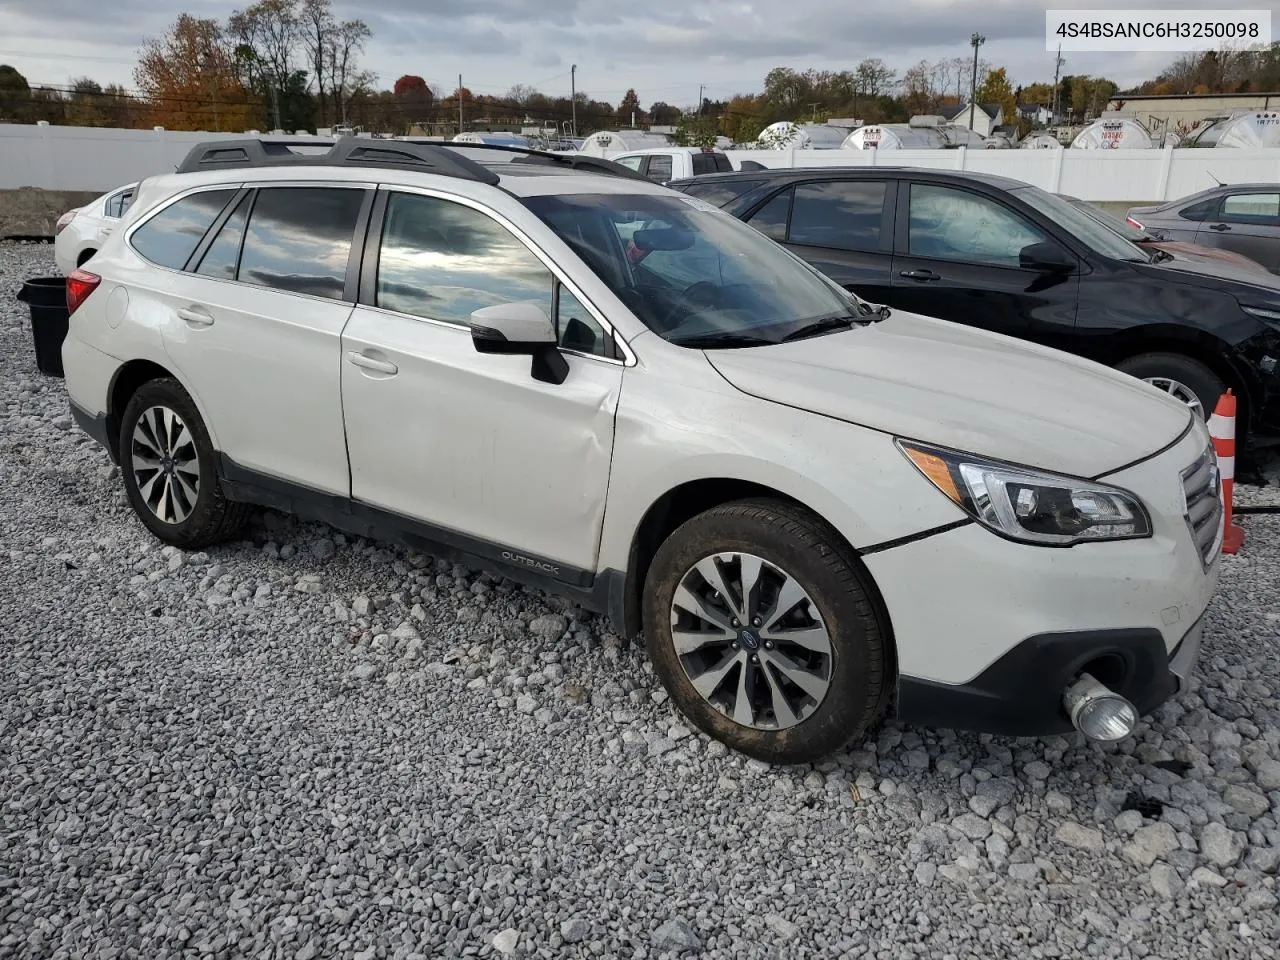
[[16, 276, 69, 378]]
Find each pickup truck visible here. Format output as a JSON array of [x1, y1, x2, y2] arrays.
[[608, 147, 736, 184]]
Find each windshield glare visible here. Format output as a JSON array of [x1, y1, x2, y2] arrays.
[[1065, 196, 1152, 243], [1014, 187, 1150, 262], [523, 193, 858, 345]]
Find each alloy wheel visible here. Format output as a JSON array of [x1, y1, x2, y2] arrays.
[[668, 551, 833, 730], [131, 405, 200, 524], [1143, 376, 1204, 416]]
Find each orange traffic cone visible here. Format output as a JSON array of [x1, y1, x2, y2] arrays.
[[1208, 390, 1245, 555]]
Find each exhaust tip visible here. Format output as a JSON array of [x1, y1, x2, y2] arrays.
[[1063, 673, 1138, 742]]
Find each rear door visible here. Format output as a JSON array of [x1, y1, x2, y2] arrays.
[[1195, 191, 1280, 272], [888, 180, 1079, 349], [740, 178, 896, 304]]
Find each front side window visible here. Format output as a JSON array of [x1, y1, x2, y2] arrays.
[[645, 155, 673, 182], [130, 189, 236, 269], [376, 192, 553, 326], [237, 187, 364, 300], [692, 153, 716, 176], [789, 180, 887, 252], [1221, 193, 1280, 223], [909, 184, 1045, 267], [524, 192, 861, 347]]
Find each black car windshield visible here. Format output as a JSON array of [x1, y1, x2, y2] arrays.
[[522, 192, 861, 346], [1062, 195, 1154, 243], [1012, 186, 1150, 263]]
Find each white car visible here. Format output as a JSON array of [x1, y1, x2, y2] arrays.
[[54, 182, 139, 275], [61, 139, 1220, 763]]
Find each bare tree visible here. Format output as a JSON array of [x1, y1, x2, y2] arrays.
[[300, 0, 333, 126], [506, 84, 537, 106], [228, 0, 301, 129], [324, 18, 371, 126]]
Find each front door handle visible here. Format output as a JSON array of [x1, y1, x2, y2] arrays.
[[346, 351, 399, 376], [899, 269, 941, 282], [1208, 223, 1231, 232], [176, 306, 214, 327]]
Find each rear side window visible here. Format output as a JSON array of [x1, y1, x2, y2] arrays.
[[679, 178, 766, 208], [692, 153, 716, 176], [104, 188, 134, 219], [130, 190, 236, 269], [645, 155, 673, 182], [1221, 193, 1280, 223], [747, 188, 793, 241], [714, 154, 734, 173], [195, 193, 252, 280], [789, 181, 887, 252], [237, 187, 364, 300], [1179, 197, 1220, 222]]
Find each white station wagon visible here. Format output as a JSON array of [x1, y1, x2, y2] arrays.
[[61, 138, 1220, 762]]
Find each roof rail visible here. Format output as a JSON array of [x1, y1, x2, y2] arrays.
[[174, 136, 501, 185], [399, 139, 653, 183]]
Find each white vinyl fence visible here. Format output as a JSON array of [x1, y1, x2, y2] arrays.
[[2, 122, 1279, 203]]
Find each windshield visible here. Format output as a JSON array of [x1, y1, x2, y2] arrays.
[[1063, 196, 1153, 242], [1012, 186, 1150, 263], [523, 192, 860, 346]]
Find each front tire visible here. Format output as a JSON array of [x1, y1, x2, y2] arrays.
[[643, 499, 889, 765], [119, 378, 249, 548], [1116, 353, 1225, 420]]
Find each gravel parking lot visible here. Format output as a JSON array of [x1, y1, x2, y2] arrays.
[[3, 240, 1280, 960]]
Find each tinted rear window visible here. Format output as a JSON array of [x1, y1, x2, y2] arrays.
[[677, 178, 767, 208], [131, 190, 236, 269], [789, 181, 887, 252]]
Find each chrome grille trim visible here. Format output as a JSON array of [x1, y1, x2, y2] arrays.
[[1181, 444, 1223, 570]]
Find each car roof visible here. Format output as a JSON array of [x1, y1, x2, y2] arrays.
[[612, 147, 720, 156], [668, 166, 1031, 191]]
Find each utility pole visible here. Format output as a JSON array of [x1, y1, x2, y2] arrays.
[[697, 83, 704, 115], [1051, 44, 1065, 124], [968, 32, 985, 131], [458, 73, 464, 134], [570, 64, 577, 138], [270, 81, 282, 132]]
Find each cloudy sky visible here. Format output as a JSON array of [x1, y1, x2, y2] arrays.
[[0, 0, 1213, 105]]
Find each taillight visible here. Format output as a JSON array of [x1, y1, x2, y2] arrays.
[[55, 210, 77, 235], [66, 269, 101, 315], [1126, 216, 1144, 230]]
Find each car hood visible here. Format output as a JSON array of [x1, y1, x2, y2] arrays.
[[706, 311, 1193, 477], [1148, 241, 1268, 273], [1134, 255, 1280, 297]]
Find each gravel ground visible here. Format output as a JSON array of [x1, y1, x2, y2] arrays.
[[3, 240, 1280, 960]]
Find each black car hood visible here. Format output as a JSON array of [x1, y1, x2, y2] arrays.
[[1132, 257, 1280, 304]]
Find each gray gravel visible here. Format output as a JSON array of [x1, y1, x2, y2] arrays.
[[3, 240, 1280, 959]]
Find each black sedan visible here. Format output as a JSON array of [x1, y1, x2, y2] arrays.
[[670, 167, 1280, 445]]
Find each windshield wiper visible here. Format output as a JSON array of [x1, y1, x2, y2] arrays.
[[781, 315, 855, 342], [671, 332, 777, 349]]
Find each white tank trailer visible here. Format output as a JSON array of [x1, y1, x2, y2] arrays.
[[1183, 111, 1280, 149], [842, 115, 989, 150]]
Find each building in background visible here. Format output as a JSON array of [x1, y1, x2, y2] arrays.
[[1106, 92, 1280, 134]]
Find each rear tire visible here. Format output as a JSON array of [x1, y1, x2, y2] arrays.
[[119, 378, 250, 548], [643, 498, 889, 765], [1116, 353, 1225, 420]]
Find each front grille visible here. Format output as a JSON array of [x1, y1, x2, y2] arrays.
[[1181, 445, 1223, 569]]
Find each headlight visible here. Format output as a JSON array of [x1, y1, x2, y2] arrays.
[[897, 440, 1152, 546], [1240, 303, 1280, 331]]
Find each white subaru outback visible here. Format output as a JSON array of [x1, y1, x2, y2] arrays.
[[61, 138, 1221, 763]]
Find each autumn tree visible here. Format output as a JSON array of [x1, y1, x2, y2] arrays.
[[617, 88, 643, 125], [976, 67, 1017, 127], [393, 74, 434, 127], [648, 101, 681, 125], [0, 64, 30, 121], [135, 15, 254, 131]]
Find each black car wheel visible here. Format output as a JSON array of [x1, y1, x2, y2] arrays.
[[1117, 353, 1226, 420]]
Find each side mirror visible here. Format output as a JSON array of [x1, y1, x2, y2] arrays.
[[1019, 241, 1075, 273], [470, 302, 568, 385]]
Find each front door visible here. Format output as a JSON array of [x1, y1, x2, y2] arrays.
[[888, 181, 1080, 352], [1195, 191, 1280, 272], [340, 189, 623, 578]]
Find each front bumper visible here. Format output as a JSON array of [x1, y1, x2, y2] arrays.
[[864, 419, 1218, 737], [896, 616, 1204, 736]]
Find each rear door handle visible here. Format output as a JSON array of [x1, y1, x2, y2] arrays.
[[1208, 223, 1231, 232], [899, 269, 941, 282], [176, 306, 214, 327], [346, 351, 399, 376]]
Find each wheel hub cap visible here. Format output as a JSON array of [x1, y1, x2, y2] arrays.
[[669, 551, 833, 731], [131, 405, 200, 525], [1143, 376, 1204, 416]]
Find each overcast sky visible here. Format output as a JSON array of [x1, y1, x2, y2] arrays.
[[0, 0, 1208, 105]]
